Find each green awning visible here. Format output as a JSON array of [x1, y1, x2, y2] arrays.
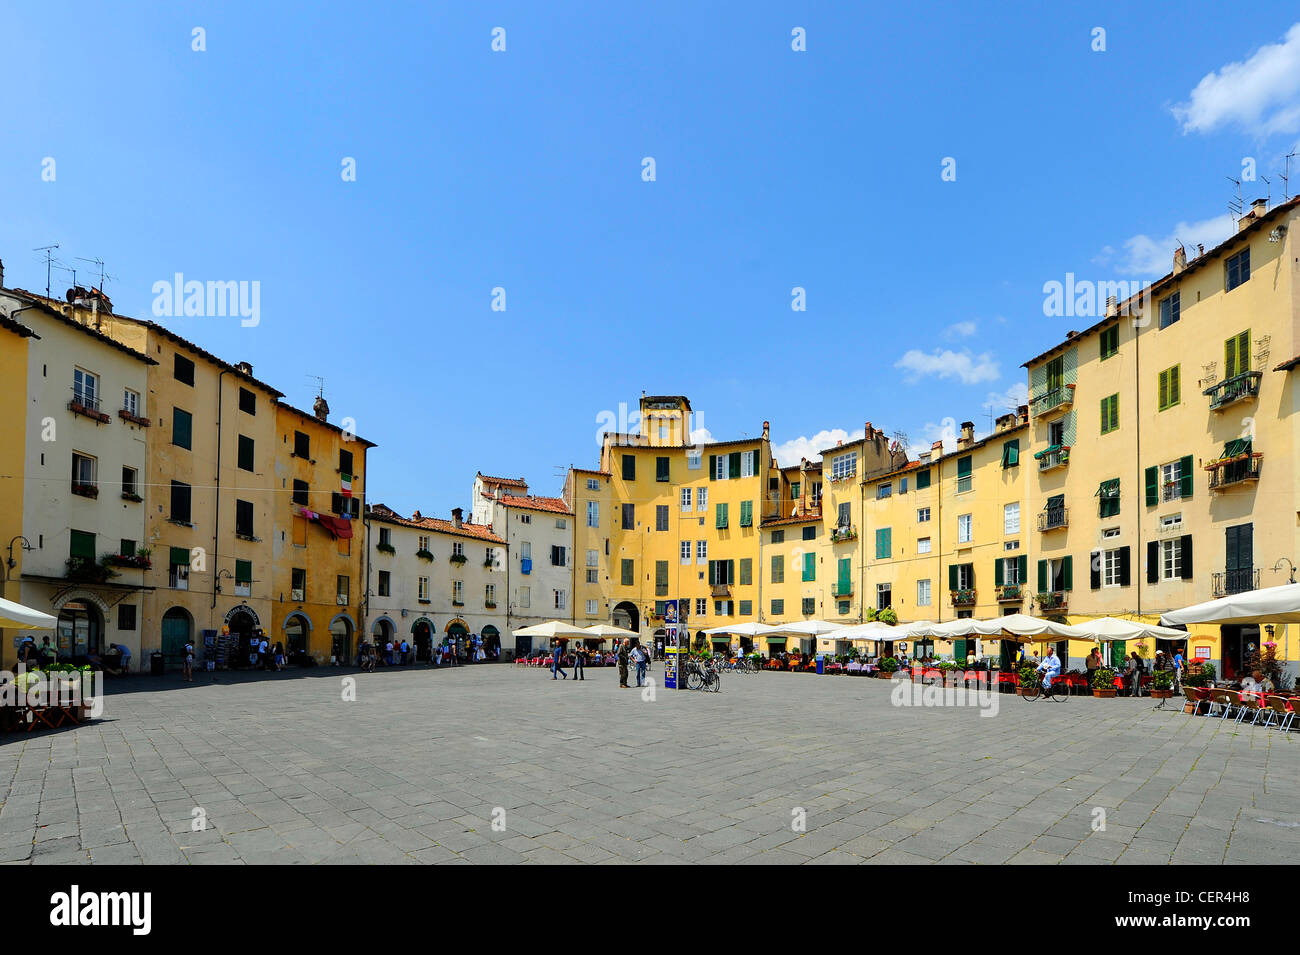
[[1222, 438, 1252, 458], [1033, 444, 1061, 460]]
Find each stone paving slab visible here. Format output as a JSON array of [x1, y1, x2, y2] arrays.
[[1, 665, 1297, 864]]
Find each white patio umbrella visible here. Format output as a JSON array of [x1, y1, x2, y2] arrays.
[[700, 622, 778, 636], [971, 613, 1089, 642], [512, 621, 591, 640], [833, 621, 896, 640], [0, 596, 56, 630], [581, 624, 639, 640], [766, 620, 847, 637], [1161, 583, 1300, 625], [1069, 616, 1189, 642]]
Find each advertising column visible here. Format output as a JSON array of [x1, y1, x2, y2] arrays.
[[663, 598, 680, 689]]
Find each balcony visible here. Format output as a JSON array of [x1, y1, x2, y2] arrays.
[[1204, 371, 1262, 412], [1212, 569, 1259, 597], [1036, 590, 1069, 612], [1207, 452, 1261, 491], [996, 584, 1024, 602], [711, 583, 731, 598], [1035, 446, 1070, 473], [830, 525, 858, 543], [832, 583, 854, 598], [68, 392, 111, 424], [1037, 506, 1068, 531], [1031, 384, 1074, 421], [118, 408, 151, 427], [950, 589, 977, 608]]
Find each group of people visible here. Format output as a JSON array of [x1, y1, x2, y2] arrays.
[[356, 634, 494, 671], [245, 636, 287, 673], [17, 636, 135, 676], [549, 639, 650, 687]]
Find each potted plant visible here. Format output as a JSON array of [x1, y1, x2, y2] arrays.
[[415, 548, 434, 562], [878, 608, 898, 626], [376, 542, 396, 556], [449, 553, 468, 566], [1091, 667, 1118, 698], [1017, 663, 1038, 696], [1150, 669, 1174, 699], [878, 656, 899, 678]]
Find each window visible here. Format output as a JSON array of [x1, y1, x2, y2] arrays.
[[715, 502, 728, 529], [485, 583, 496, 605], [621, 559, 634, 586], [681, 541, 692, 564], [1159, 537, 1191, 581], [622, 454, 636, 481], [586, 477, 600, 491], [1005, 541, 1020, 551], [122, 466, 138, 497], [696, 487, 707, 511], [1001, 557, 1022, 586], [830, 451, 857, 481], [687, 450, 701, 470], [123, 388, 140, 417], [408, 575, 424, 600], [1100, 324, 1119, 360], [696, 598, 707, 616], [714, 600, 733, 617], [738, 599, 752, 616], [875, 527, 892, 559], [378, 570, 391, 597], [876, 583, 892, 611], [801, 597, 816, 615], [338, 448, 354, 477], [235, 560, 252, 597], [1001, 440, 1019, 468], [1100, 394, 1118, 434], [1224, 329, 1251, 379], [1159, 291, 1180, 329], [452, 580, 463, 604], [876, 482, 892, 499], [1003, 503, 1020, 535], [170, 547, 191, 590], [1098, 478, 1120, 518], [293, 430, 310, 458], [917, 507, 930, 523], [917, 579, 932, 606], [739, 558, 752, 586], [771, 529, 785, 545], [771, 554, 784, 583], [915, 468, 931, 490], [1045, 355, 1064, 393], [802, 525, 815, 541], [71, 452, 97, 493], [73, 368, 98, 407], [951, 563, 974, 591], [714, 455, 728, 480], [956, 455, 972, 493], [377, 527, 391, 549], [771, 599, 785, 616], [1152, 457, 1194, 504], [239, 387, 256, 415], [1103, 549, 1123, 587], [656, 505, 669, 531], [654, 561, 668, 596], [174, 354, 195, 386], [790, 482, 800, 501], [958, 514, 972, 544], [621, 503, 634, 529], [900, 477, 908, 494], [452, 541, 464, 558], [586, 501, 599, 528], [238, 434, 255, 471], [235, 499, 254, 538], [1157, 365, 1181, 411], [553, 590, 566, 610], [69, 530, 95, 562], [1225, 248, 1250, 291], [586, 599, 598, 615], [519, 513, 531, 524], [519, 586, 530, 608], [656, 456, 670, 482], [172, 408, 193, 450], [517, 540, 529, 562], [837, 502, 851, 528], [740, 451, 756, 479], [291, 567, 306, 599], [335, 575, 350, 605], [550, 545, 567, 567], [917, 536, 932, 554], [739, 501, 753, 527], [680, 488, 692, 512], [697, 541, 707, 564], [118, 604, 136, 631], [170, 481, 192, 523], [802, 552, 816, 582]]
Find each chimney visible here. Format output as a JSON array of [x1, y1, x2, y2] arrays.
[[412, 509, 422, 521], [0, 259, 5, 288], [236, 361, 253, 376], [957, 421, 974, 449], [1173, 246, 1187, 274], [931, 440, 943, 456], [452, 507, 463, 528], [1105, 295, 1118, 318], [312, 395, 329, 421], [1017, 403, 1029, 425], [995, 412, 1016, 433], [762, 420, 770, 441]]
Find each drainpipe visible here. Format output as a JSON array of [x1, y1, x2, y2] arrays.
[[212, 369, 227, 616]]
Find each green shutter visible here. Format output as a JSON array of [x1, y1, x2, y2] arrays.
[[69, 530, 95, 560], [235, 559, 252, 584], [1145, 465, 1158, 506], [916, 469, 931, 489], [994, 559, 1004, 586], [1037, 559, 1047, 593], [716, 502, 728, 529], [803, 552, 815, 581], [1158, 369, 1168, 410], [1179, 454, 1194, 499], [1018, 554, 1027, 584], [170, 546, 190, 567], [949, 564, 958, 591], [708, 454, 717, 480], [954, 639, 967, 662], [173, 408, 192, 448], [728, 452, 741, 479], [728, 560, 735, 585], [707, 561, 716, 586], [1062, 555, 1073, 591], [740, 500, 753, 526], [1237, 331, 1250, 374], [1003, 440, 1019, 467]]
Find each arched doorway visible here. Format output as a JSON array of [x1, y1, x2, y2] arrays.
[[613, 601, 639, 634], [410, 617, 433, 661], [57, 601, 103, 658], [284, 613, 310, 660], [445, 619, 468, 660], [371, 616, 394, 649], [481, 625, 500, 661], [329, 615, 354, 665], [161, 607, 192, 664], [227, 607, 258, 668]]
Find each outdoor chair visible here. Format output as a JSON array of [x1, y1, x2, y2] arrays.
[[1234, 691, 1264, 724], [1263, 695, 1296, 731], [1182, 685, 1208, 716], [1206, 688, 1234, 719]]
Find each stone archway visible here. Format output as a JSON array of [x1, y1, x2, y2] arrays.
[[328, 613, 354, 664], [283, 612, 311, 658], [612, 601, 639, 634]]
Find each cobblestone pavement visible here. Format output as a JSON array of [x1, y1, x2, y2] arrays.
[[1, 664, 1297, 864]]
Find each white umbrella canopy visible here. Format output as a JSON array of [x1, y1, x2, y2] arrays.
[[1069, 616, 1189, 642], [0, 596, 56, 630], [894, 620, 937, 638], [971, 613, 1089, 642], [1161, 583, 1300, 626], [700, 622, 778, 636], [766, 620, 847, 637], [581, 624, 639, 640], [834, 621, 896, 640], [512, 621, 591, 639]]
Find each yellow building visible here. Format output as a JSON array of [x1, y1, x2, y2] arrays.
[[0, 311, 35, 665], [563, 466, 612, 631], [1025, 196, 1300, 677], [272, 397, 374, 664]]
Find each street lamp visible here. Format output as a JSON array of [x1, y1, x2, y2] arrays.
[[1272, 558, 1297, 584], [5, 536, 33, 580]]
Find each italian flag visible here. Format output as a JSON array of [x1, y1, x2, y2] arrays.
[[341, 473, 353, 498]]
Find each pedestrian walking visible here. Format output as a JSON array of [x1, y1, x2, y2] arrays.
[[617, 639, 630, 688], [551, 642, 568, 680], [632, 642, 647, 687], [573, 643, 586, 681], [183, 641, 195, 683]]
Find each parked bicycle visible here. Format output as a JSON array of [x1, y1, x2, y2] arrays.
[[684, 657, 721, 692]]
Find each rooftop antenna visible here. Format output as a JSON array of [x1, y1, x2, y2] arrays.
[[1283, 152, 1298, 202], [75, 256, 116, 295], [307, 375, 325, 398], [32, 245, 58, 297], [1227, 176, 1243, 220]]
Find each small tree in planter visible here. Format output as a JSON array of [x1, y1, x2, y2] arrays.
[[1091, 667, 1118, 697], [1017, 663, 1038, 695], [1150, 669, 1174, 698], [877, 608, 898, 626], [879, 656, 899, 678]]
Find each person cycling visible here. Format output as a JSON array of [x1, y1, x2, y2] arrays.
[[1036, 647, 1061, 694]]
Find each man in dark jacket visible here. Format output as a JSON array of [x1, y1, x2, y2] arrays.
[[551, 642, 567, 680], [617, 639, 630, 688]]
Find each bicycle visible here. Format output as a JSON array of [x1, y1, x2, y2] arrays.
[[1020, 670, 1069, 701], [684, 658, 721, 692]]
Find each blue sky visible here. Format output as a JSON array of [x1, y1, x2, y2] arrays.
[[4, 2, 1300, 518]]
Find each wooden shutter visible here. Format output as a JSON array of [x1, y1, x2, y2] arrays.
[[954, 639, 967, 662], [994, 559, 1004, 586], [803, 552, 815, 581], [1147, 542, 1160, 583], [750, 450, 760, 474], [1180, 535, 1193, 579], [728, 452, 741, 479], [708, 455, 716, 480], [707, 560, 716, 586], [169, 546, 189, 567], [1158, 369, 1168, 409], [69, 531, 95, 560], [1018, 555, 1027, 584], [728, 560, 735, 585], [949, 564, 958, 591], [1062, 556, 1073, 591], [1145, 466, 1158, 506], [1169, 365, 1180, 404], [1179, 455, 1194, 499], [1225, 335, 1238, 379], [1037, 560, 1047, 593], [1118, 546, 1131, 586], [1089, 551, 1101, 590]]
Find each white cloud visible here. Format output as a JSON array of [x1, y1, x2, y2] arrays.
[[771, 428, 864, 468], [689, 426, 715, 446], [906, 417, 958, 458], [894, 349, 1000, 385], [1172, 23, 1300, 136], [982, 382, 1029, 417], [945, 320, 977, 338], [1107, 213, 1236, 276]]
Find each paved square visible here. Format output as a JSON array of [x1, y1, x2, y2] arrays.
[[2, 665, 1298, 864]]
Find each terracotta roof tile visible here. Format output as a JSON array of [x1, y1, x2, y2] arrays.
[[367, 504, 505, 544], [497, 494, 572, 515]]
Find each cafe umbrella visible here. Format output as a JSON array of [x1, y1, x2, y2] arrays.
[[0, 596, 56, 630]]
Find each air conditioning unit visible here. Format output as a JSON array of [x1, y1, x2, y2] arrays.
[[336, 595, 348, 606], [291, 589, 304, 601]]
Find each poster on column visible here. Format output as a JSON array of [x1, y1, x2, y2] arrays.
[[664, 599, 679, 689]]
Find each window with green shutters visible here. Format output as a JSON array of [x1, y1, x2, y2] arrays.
[[790, 481, 800, 500], [656, 456, 670, 482], [802, 552, 815, 582], [69, 529, 95, 560], [771, 599, 784, 616], [1046, 355, 1064, 393], [170, 481, 192, 523], [620, 559, 634, 586], [238, 434, 255, 471], [771, 554, 784, 583], [655, 561, 668, 595], [728, 452, 741, 479], [738, 600, 752, 616], [801, 597, 816, 615], [802, 526, 815, 541], [1158, 365, 1180, 411], [1098, 479, 1120, 518], [875, 527, 891, 559], [1100, 324, 1119, 360], [1100, 394, 1119, 434], [622, 454, 635, 481], [170, 546, 190, 568], [1001, 440, 1019, 468], [1146, 456, 1193, 505], [739, 500, 753, 527], [915, 468, 931, 489], [715, 502, 729, 529], [235, 559, 252, 585], [739, 558, 752, 586], [837, 558, 851, 595], [172, 407, 193, 450], [956, 455, 972, 493], [1224, 330, 1251, 379]]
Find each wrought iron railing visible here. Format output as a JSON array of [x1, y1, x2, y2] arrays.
[[1212, 569, 1259, 596], [1037, 506, 1068, 531], [1207, 454, 1261, 490], [1204, 371, 1262, 411]]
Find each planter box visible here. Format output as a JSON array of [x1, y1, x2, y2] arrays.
[[1150, 689, 1173, 699], [1092, 688, 1117, 698]]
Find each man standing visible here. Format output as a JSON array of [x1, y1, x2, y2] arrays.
[[573, 643, 585, 681], [551, 642, 567, 680], [632, 642, 648, 687], [1172, 646, 1185, 693], [617, 639, 630, 688]]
